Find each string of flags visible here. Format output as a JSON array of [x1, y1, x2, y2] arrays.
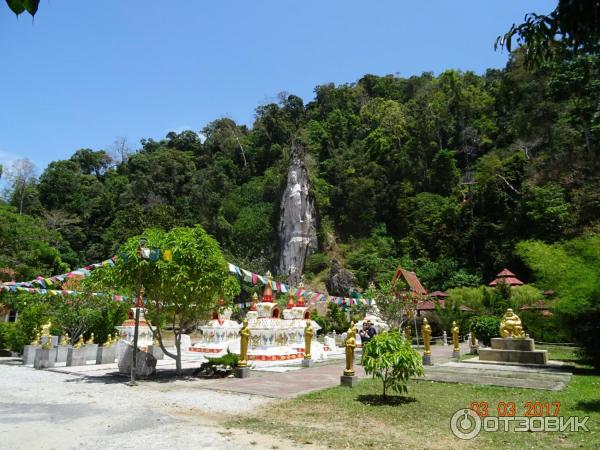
[[227, 262, 372, 307], [1, 253, 371, 308], [0, 284, 126, 302]]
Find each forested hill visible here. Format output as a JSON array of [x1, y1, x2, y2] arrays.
[[2, 51, 599, 292]]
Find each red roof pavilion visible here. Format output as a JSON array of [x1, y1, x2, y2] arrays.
[[489, 268, 524, 287]]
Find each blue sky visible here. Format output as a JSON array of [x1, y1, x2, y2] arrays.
[[0, 0, 555, 174]]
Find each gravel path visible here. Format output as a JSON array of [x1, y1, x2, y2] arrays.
[[0, 362, 315, 450]]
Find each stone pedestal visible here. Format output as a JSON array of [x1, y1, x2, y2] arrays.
[[96, 346, 116, 364], [422, 355, 432, 366], [22, 345, 39, 365], [84, 344, 99, 362], [148, 344, 164, 360], [34, 348, 56, 369], [452, 350, 460, 359], [302, 359, 315, 368], [479, 338, 548, 365], [118, 345, 157, 377], [234, 367, 250, 378], [340, 375, 358, 387], [67, 347, 86, 366], [55, 345, 72, 363], [41, 335, 59, 348]]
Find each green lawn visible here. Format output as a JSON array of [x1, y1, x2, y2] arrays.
[[227, 347, 600, 449]]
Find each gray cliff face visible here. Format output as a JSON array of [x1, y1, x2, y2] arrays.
[[278, 148, 318, 286]]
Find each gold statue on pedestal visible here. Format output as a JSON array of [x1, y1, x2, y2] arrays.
[[86, 333, 95, 345], [422, 318, 432, 356], [31, 332, 41, 346], [344, 322, 357, 376], [41, 321, 52, 337], [499, 308, 525, 338], [103, 334, 113, 347], [59, 334, 70, 346], [304, 320, 313, 360], [238, 318, 250, 368], [74, 335, 85, 349], [451, 321, 460, 352]]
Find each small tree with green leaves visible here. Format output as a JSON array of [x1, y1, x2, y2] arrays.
[[90, 226, 240, 374], [361, 331, 424, 399]]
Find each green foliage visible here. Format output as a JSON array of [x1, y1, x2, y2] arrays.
[[361, 331, 424, 398], [90, 225, 240, 373], [516, 234, 600, 365], [0, 205, 68, 280], [197, 350, 240, 377], [2, 296, 49, 352], [0, 321, 14, 350], [364, 281, 409, 330], [433, 299, 471, 335], [496, 0, 600, 66], [304, 253, 330, 276], [525, 183, 572, 240], [469, 316, 501, 346], [5, 0, 39, 17]]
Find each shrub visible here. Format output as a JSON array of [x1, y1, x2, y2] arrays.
[[361, 331, 424, 398], [196, 350, 240, 377], [469, 316, 500, 346], [304, 253, 330, 276], [0, 322, 15, 350]]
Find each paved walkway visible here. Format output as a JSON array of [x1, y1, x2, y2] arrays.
[[424, 359, 573, 391], [207, 363, 367, 398]]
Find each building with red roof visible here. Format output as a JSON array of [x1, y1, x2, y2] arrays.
[[489, 268, 524, 287]]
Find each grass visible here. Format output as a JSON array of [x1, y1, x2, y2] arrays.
[[226, 347, 600, 449]]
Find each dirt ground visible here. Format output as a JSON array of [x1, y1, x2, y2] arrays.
[[0, 360, 325, 450]]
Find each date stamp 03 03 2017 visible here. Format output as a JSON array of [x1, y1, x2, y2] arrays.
[[450, 401, 590, 440]]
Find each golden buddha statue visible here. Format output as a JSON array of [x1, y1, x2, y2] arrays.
[[31, 332, 41, 346], [74, 335, 85, 349], [86, 333, 95, 345], [238, 318, 250, 368], [422, 318, 432, 357], [304, 320, 314, 360], [451, 321, 460, 352], [42, 339, 52, 350], [344, 322, 357, 376], [499, 308, 525, 338], [103, 334, 113, 347], [59, 334, 70, 346], [41, 321, 52, 337]]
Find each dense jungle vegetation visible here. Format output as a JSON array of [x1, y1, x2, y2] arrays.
[[2, 50, 599, 293]]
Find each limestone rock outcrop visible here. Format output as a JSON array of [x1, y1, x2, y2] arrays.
[[278, 144, 318, 286]]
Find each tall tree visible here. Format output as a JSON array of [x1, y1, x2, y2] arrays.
[[90, 226, 240, 374]]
